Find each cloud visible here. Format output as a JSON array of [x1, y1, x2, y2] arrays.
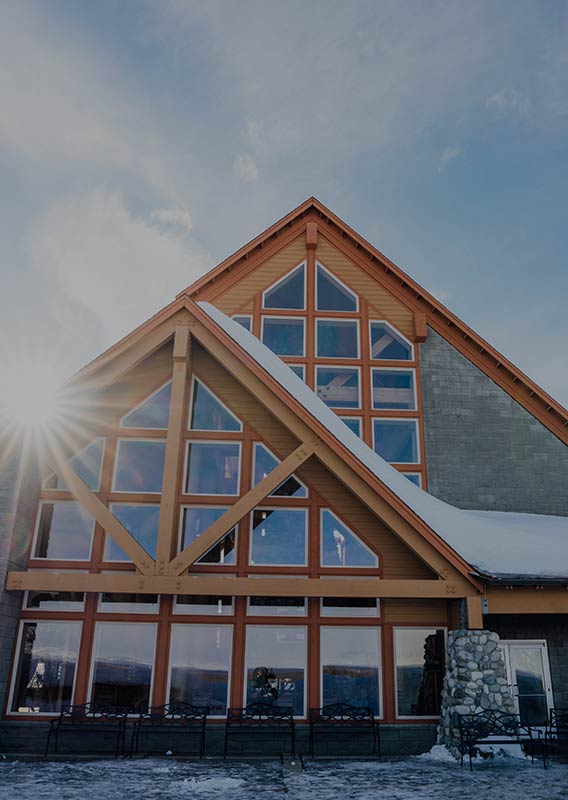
[[150, 207, 194, 233], [27, 188, 210, 347], [440, 145, 461, 164], [486, 89, 533, 118], [233, 153, 259, 182]]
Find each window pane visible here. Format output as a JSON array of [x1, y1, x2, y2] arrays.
[[245, 626, 307, 715], [262, 317, 304, 356], [25, 591, 85, 612], [179, 506, 236, 565], [250, 509, 307, 566], [233, 316, 252, 331], [185, 442, 241, 495], [33, 502, 94, 560], [113, 440, 166, 493], [174, 596, 234, 615], [395, 628, 445, 716], [106, 504, 160, 561], [316, 320, 359, 359], [11, 621, 81, 713], [370, 322, 412, 361], [253, 443, 306, 498], [316, 367, 360, 409], [189, 379, 242, 432], [99, 593, 159, 613], [321, 509, 377, 568], [321, 598, 379, 618], [288, 365, 305, 380], [121, 382, 171, 429], [340, 418, 361, 437], [263, 264, 305, 310], [403, 473, 422, 487], [90, 622, 156, 709], [169, 624, 233, 715], [373, 420, 419, 463], [321, 627, 381, 715], [248, 597, 307, 617], [316, 265, 357, 312], [371, 369, 416, 410], [44, 438, 105, 491]]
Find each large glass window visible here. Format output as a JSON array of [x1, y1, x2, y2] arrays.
[[261, 317, 305, 356], [169, 624, 233, 715], [120, 382, 171, 429], [184, 442, 241, 495], [113, 440, 166, 493], [321, 509, 378, 568], [316, 366, 360, 409], [179, 506, 236, 564], [395, 628, 446, 717], [316, 319, 359, 359], [10, 621, 81, 713], [321, 598, 380, 618], [189, 379, 242, 432], [371, 369, 416, 410], [316, 264, 358, 312], [105, 504, 160, 561], [253, 443, 307, 499], [174, 596, 234, 615], [43, 438, 105, 491], [321, 627, 381, 715], [33, 502, 94, 560], [25, 591, 85, 612], [369, 321, 413, 361], [245, 626, 307, 715], [248, 596, 307, 617], [98, 593, 159, 614], [250, 509, 307, 566], [373, 420, 419, 464], [263, 264, 305, 310], [89, 622, 157, 709]]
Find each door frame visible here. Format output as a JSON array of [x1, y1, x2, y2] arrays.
[[499, 639, 554, 725]]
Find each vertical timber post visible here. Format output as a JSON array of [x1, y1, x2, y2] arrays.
[[155, 325, 191, 575]]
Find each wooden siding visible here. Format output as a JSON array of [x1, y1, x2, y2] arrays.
[[383, 599, 449, 624]]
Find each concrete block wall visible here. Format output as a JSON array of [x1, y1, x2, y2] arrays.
[[0, 444, 40, 715], [487, 614, 568, 710], [420, 328, 568, 516]]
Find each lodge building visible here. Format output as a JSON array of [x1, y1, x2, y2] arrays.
[[0, 198, 567, 755]]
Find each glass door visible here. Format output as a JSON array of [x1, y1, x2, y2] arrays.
[[500, 640, 553, 727]]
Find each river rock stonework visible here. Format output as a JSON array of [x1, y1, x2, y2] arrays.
[[437, 629, 516, 753]]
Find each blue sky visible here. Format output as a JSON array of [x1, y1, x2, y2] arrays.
[[1, 0, 567, 405]]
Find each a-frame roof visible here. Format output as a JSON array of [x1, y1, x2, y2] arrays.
[[180, 197, 568, 447]]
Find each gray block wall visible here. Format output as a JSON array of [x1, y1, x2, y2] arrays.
[[0, 443, 40, 715], [420, 328, 568, 515], [486, 614, 568, 710]]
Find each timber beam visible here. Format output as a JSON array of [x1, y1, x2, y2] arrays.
[[486, 586, 568, 615], [6, 571, 476, 598]]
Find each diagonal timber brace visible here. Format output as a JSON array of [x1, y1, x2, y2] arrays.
[[168, 440, 317, 575]]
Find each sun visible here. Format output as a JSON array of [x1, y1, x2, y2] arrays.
[[0, 357, 65, 435]]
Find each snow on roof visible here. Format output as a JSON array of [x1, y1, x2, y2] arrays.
[[199, 302, 568, 579]]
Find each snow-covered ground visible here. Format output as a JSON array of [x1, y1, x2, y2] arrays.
[[0, 754, 565, 800]]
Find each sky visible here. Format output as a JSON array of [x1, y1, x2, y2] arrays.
[[0, 0, 567, 407]]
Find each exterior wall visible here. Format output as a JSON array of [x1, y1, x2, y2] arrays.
[[420, 328, 568, 515], [487, 614, 568, 710], [0, 446, 40, 715]]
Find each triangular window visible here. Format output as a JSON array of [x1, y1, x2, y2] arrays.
[[370, 321, 413, 361], [262, 263, 305, 310], [189, 378, 242, 432], [120, 381, 171, 429], [321, 509, 378, 567], [316, 263, 358, 312], [252, 443, 307, 498], [43, 438, 105, 491]]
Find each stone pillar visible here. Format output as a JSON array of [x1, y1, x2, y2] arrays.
[[437, 629, 516, 754], [0, 441, 40, 714]]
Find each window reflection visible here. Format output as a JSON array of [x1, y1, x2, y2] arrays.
[[371, 369, 416, 410], [250, 509, 307, 566], [395, 628, 445, 716], [90, 622, 157, 709], [106, 504, 160, 561], [25, 591, 85, 612], [169, 624, 233, 715], [248, 596, 307, 616], [179, 506, 236, 564], [369, 322, 413, 361], [185, 442, 241, 495], [245, 626, 307, 715], [321, 627, 381, 715], [113, 440, 166, 493], [316, 366, 360, 409], [43, 438, 105, 491], [321, 509, 377, 568], [253, 443, 307, 498], [120, 382, 171, 429], [263, 264, 305, 310], [189, 379, 242, 432], [373, 420, 419, 464], [11, 621, 81, 713], [174, 596, 234, 615], [261, 317, 305, 356], [33, 502, 94, 560], [316, 319, 359, 359], [316, 264, 358, 312]]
